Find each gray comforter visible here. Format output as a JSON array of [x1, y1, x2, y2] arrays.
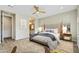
[[30, 32, 60, 50], [31, 33, 56, 41]]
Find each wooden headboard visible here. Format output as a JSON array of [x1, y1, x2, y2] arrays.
[[45, 24, 60, 29], [41, 24, 61, 33]]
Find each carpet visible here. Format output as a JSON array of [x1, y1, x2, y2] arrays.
[[0, 39, 77, 53]]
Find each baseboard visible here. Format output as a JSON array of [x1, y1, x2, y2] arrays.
[[15, 37, 29, 41]]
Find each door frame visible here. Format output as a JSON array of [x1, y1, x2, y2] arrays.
[[1, 10, 3, 43], [0, 10, 15, 43]]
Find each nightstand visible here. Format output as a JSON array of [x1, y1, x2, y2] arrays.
[[62, 33, 72, 41]]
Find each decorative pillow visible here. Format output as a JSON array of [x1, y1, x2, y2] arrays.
[[45, 28, 58, 34], [45, 29, 54, 33]]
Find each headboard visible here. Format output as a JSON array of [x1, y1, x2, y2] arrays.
[[45, 24, 60, 29], [40, 23, 62, 33]]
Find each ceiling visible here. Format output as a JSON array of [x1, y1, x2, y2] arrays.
[[0, 5, 77, 19]]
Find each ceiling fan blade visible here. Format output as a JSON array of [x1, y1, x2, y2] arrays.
[[33, 5, 46, 14], [34, 5, 39, 11], [34, 5, 38, 8]]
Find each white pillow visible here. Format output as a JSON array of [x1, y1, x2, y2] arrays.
[[45, 29, 54, 33], [45, 28, 58, 34]]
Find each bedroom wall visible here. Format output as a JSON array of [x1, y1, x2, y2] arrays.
[[15, 14, 29, 40], [35, 18, 39, 32], [0, 6, 30, 41], [0, 12, 29, 41], [39, 10, 77, 42]]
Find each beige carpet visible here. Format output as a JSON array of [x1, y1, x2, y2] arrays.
[[0, 39, 76, 53], [56, 40, 74, 53], [0, 39, 45, 53]]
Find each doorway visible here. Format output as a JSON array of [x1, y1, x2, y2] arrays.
[[3, 16, 12, 42], [0, 11, 15, 43]]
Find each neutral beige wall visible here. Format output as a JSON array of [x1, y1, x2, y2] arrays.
[[15, 14, 29, 40], [39, 10, 77, 41]]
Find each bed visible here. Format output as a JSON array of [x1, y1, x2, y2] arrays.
[[30, 24, 61, 50]]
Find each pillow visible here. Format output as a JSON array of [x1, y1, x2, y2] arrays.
[[45, 29, 54, 33], [45, 28, 58, 34]]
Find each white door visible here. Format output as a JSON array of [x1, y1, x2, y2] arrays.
[[3, 16, 12, 39]]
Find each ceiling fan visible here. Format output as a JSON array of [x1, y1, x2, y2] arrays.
[[32, 5, 46, 14], [8, 5, 15, 7]]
